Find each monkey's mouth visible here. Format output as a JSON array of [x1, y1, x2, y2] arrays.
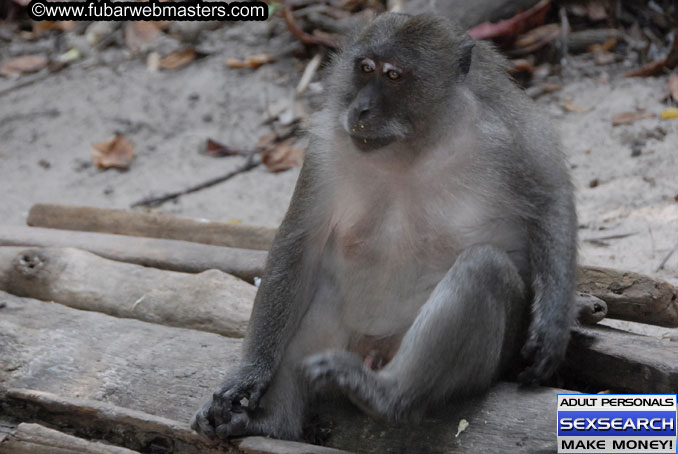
[[349, 134, 396, 151]]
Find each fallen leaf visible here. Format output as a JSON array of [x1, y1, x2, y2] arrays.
[[661, 107, 678, 120], [225, 53, 274, 69], [513, 23, 561, 53], [92, 134, 135, 169], [206, 138, 246, 157], [468, 0, 550, 42], [561, 99, 593, 113], [56, 48, 81, 64], [593, 51, 616, 65], [669, 74, 678, 102], [125, 21, 162, 52], [586, 2, 607, 21], [611, 110, 655, 126], [625, 59, 668, 78], [587, 38, 617, 53], [158, 49, 196, 70], [146, 52, 160, 72], [455, 419, 469, 438], [0, 55, 48, 77], [262, 143, 304, 173]]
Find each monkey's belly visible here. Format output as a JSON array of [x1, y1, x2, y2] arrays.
[[335, 261, 446, 337]]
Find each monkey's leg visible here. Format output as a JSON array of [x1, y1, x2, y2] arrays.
[[216, 288, 350, 440], [303, 244, 526, 421]]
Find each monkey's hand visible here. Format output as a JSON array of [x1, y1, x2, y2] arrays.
[[191, 366, 271, 439], [518, 322, 569, 385]]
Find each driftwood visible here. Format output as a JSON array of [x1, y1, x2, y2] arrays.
[[1, 291, 677, 453], [564, 325, 678, 393], [0, 291, 559, 453], [0, 246, 603, 332], [0, 390, 349, 454], [0, 226, 267, 283], [0, 423, 140, 454], [5, 211, 676, 327], [27, 204, 276, 251], [0, 247, 255, 338], [574, 292, 607, 325], [577, 266, 678, 327]]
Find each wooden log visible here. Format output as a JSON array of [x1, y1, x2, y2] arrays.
[[0, 423, 140, 454], [2, 291, 677, 452], [0, 226, 267, 282], [564, 325, 678, 393], [0, 291, 563, 453], [0, 247, 255, 338], [577, 266, 678, 328], [20, 205, 676, 327], [0, 391, 350, 454], [0, 247, 605, 337], [27, 204, 276, 251], [574, 292, 607, 325]]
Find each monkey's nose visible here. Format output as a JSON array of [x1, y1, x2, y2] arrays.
[[358, 107, 370, 120]]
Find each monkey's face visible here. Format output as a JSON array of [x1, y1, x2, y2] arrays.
[[331, 14, 473, 152]]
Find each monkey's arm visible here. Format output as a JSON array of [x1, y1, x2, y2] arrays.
[[520, 185, 577, 383], [192, 157, 322, 437], [240, 158, 321, 382]]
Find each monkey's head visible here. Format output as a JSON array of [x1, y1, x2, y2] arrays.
[[327, 13, 475, 152]]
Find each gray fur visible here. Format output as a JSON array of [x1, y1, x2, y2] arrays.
[[192, 13, 577, 441]]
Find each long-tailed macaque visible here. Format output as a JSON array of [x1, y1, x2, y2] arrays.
[[192, 13, 577, 441]]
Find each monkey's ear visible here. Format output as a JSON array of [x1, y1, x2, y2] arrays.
[[457, 40, 475, 81]]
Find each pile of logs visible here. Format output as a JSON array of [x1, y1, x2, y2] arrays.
[[1, 204, 677, 453]]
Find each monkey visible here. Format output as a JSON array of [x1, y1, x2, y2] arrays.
[[191, 13, 577, 441]]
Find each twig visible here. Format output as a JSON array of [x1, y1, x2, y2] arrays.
[[0, 71, 52, 97], [283, 6, 338, 49], [558, 6, 570, 64], [295, 51, 324, 96], [656, 241, 678, 272], [583, 232, 637, 245], [131, 154, 260, 208]]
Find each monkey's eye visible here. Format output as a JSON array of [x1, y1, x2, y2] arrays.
[[360, 59, 375, 73], [386, 70, 401, 80]]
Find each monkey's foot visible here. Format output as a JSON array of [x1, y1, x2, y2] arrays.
[[303, 351, 393, 418]]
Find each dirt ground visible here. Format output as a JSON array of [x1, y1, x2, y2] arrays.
[[1, 19, 677, 336]]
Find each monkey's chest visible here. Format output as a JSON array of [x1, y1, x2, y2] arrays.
[[329, 209, 460, 335]]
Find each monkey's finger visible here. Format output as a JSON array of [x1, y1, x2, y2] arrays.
[[248, 384, 267, 410], [215, 412, 248, 440], [190, 406, 216, 439]]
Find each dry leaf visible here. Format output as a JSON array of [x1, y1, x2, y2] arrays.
[[661, 108, 678, 120], [158, 49, 196, 70], [561, 100, 593, 113], [262, 143, 304, 173], [669, 74, 678, 102], [206, 138, 246, 157], [125, 22, 161, 52], [611, 110, 655, 126], [0, 55, 48, 77], [455, 419, 469, 438], [625, 59, 667, 78], [225, 53, 274, 69], [586, 2, 607, 21], [593, 51, 616, 66], [92, 134, 135, 169]]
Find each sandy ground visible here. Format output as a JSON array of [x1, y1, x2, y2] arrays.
[[1, 20, 677, 335]]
